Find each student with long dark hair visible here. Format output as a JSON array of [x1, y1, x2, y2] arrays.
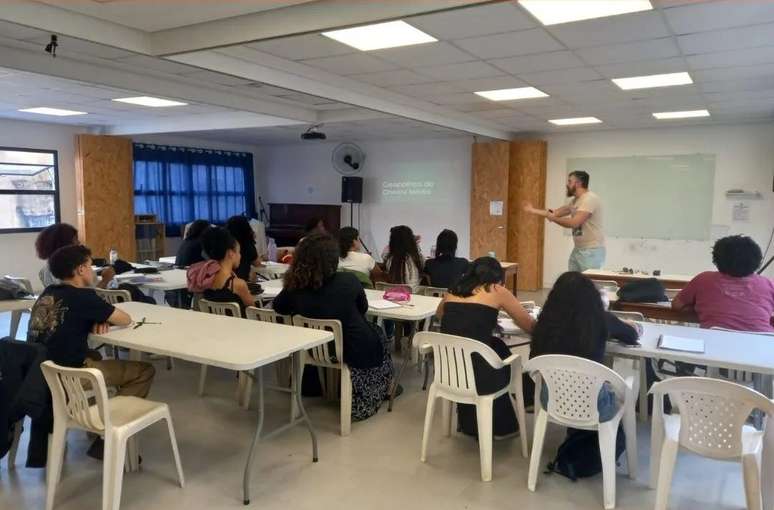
[[384, 225, 424, 291], [175, 219, 209, 267], [424, 229, 469, 289], [338, 226, 376, 275], [225, 215, 259, 281], [273, 233, 393, 421], [197, 226, 256, 314], [436, 256, 535, 438]]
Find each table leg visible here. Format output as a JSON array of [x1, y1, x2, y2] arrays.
[[292, 352, 318, 462], [243, 367, 264, 506], [388, 318, 430, 412], [638, 358, 649, 422]]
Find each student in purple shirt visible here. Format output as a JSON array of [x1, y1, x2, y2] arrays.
[[673, 235, 774, 332]]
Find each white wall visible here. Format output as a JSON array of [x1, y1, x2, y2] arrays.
[[0, 118, 86, 286], [542, 123, 774, 286], [256, 137, 472, 259]]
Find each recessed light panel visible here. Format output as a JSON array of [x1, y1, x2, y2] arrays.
[[113, 96, 188, 107], [549, 117, 603, 126], [612, 72, 693, 90], [519, 0, 652, 25], [653, 109, 710, 120], [18, 107, 87, 116], [474, 87, 549, 101], [322, 20, 437, 51]]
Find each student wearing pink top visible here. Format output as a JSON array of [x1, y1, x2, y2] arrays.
[[673, 235, 774, 332]]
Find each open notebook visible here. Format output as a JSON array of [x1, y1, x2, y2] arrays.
[[368, 299, 402, 310], [657, 334, 705, 353]]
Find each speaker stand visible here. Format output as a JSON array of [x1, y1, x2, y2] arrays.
[[349, 202, 354, 227]]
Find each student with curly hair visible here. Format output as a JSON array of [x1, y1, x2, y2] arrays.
[[273, 233, 393, 421], [673, 235, 774, 331], [35, 223, 115, 288]]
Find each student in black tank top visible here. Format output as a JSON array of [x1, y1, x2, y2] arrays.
[[199, 227, 257, 316], [437, 257, 535, 438]]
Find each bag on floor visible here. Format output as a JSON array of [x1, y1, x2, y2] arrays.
[[546, 427, 625, 481], [616, 278, 667, 303]]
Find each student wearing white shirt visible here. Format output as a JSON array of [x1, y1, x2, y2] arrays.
[[338, 227, 376, 275]]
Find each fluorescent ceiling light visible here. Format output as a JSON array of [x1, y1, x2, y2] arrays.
[[549, 117, 603, 126], [322, 20, 437, 51], [519, 0, 652, 25], [113, 96, 188, 107], [18, 107, 87, 116], [653, 109, 710, 120], [612, 72, 693, 90], [475, 87, 549, 101]]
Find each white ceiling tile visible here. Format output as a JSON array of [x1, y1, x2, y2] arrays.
[[408, 2, 537, 40], [548, 11, 670, 49], [415, 61, 503, 81], [113, 55, 198, 75], [698, 76, 774, 93], [687, 46, 774, 70], [299, 53, 399, 75], [453, 29, 563, 59], [389, 82, 464, 98], [0, 20, 45, 40], [518, 67, 602, 86], [692, 63, 774, 83], [247, 34, 354, 60], [664, 1, 774, 34], [369, 42, 475, 68], [469, 108, 523, 119], [349, 69, 436, 87], [488, 51, 584, 75], [452, 76, 528, 92], [593, 57, 687, 79], [429, 93, 491, 106], [575, 38, 680, 65], [179, 70, 256, 86], [678, 22, 774, 55]]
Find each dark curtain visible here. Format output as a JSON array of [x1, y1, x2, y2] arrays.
[[133, 143, 255, 237]]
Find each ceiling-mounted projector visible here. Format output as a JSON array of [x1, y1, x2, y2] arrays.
[[301, 124, 326, 141]]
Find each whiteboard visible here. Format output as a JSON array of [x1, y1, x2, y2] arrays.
[[567, 154, 715, 241]]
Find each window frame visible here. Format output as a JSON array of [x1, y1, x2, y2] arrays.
[[0, 145, 61, 234]]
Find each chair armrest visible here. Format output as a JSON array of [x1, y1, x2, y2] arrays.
[[501, 353, 521, 367]]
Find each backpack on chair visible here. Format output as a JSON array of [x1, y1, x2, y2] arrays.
[[546, 426, 626, 481]]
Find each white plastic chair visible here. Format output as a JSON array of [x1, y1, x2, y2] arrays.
[[524, 355, 638, 509], [3, 420, 23, 470], [292, 316, 352, 436], [94, 288, 132, 304], [197, 299, 243, 400], [417, 331, 528, 481], [649, 377, 774, 510], [244, 307, 294, 409], [40, 361, 183, 510], [421, 286, 447, 298]]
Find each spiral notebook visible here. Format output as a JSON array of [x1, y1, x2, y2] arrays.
[[657, 334, 705, 353]]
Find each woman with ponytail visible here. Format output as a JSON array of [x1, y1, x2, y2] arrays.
[[436, 256, 535, 438]]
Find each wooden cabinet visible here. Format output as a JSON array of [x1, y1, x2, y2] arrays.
[[74, 134, 136, 261], [135, 214, 165, 262]]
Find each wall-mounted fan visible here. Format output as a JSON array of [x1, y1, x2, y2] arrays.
[[332, 143, 365, 175]]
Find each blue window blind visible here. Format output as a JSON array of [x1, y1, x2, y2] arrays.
[[133, 143, 255, 236]]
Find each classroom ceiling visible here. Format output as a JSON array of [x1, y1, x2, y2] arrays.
[[0, 0, 773, 141]]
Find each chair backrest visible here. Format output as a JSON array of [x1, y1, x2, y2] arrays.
[[610, 310, 645, 322], [95, 288, 132, 304], [414, 331, 511, 398], [650, 377, 774, 459], [40, 361, 109, 432], [245, 306, 292, 325], [592, 279, 620, 291], [374, 281, 393, 291], [523, 354, 627, 428], [292, 315, 344, 368], [422, 286, 447, 298], [199, 298, 241, 318]]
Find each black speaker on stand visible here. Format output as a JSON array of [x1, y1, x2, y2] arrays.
[[341, 176, 363, 227]]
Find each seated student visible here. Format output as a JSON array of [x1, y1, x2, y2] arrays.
[[175, 219, 210, 267], [273, 233, 393, 421], [196, 226, 256, 315], [673, 235, 774, 332], [436, 256, 535, 439], [27, 244, 155, 458], [338, 227, 377, 278], [225, 215, 260, 282], [35, 223, 114, 288], [424, 229, 470, 289], [383, 225, 424, 291], [304, 217, 327, 237]]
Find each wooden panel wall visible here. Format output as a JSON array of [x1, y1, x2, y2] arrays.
[[75, 134, 136, 261], [470, 141, 510, 260], [507, 140, 547, 291]]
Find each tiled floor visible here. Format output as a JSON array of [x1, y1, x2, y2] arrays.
[[0, 308, 752, 510]]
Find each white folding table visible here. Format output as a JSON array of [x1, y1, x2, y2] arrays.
[[0, 297, 36, 339], [89, 301, 333, 505]]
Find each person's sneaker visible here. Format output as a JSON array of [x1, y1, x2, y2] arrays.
[[87, 437, 104, 460]]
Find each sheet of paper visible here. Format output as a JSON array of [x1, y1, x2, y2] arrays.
[[368, 299, 402, 310], [657, 334, 705, 353]]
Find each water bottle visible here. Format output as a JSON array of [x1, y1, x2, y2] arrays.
[[109, 247, 118, 265], [430, 245, 436, 258]]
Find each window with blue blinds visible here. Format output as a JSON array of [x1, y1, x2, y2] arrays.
[[133, 143, 255, 236]]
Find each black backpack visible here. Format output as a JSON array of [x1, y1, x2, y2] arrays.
[[617, 278, 667, 303], [546, 426, 626, 480]]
